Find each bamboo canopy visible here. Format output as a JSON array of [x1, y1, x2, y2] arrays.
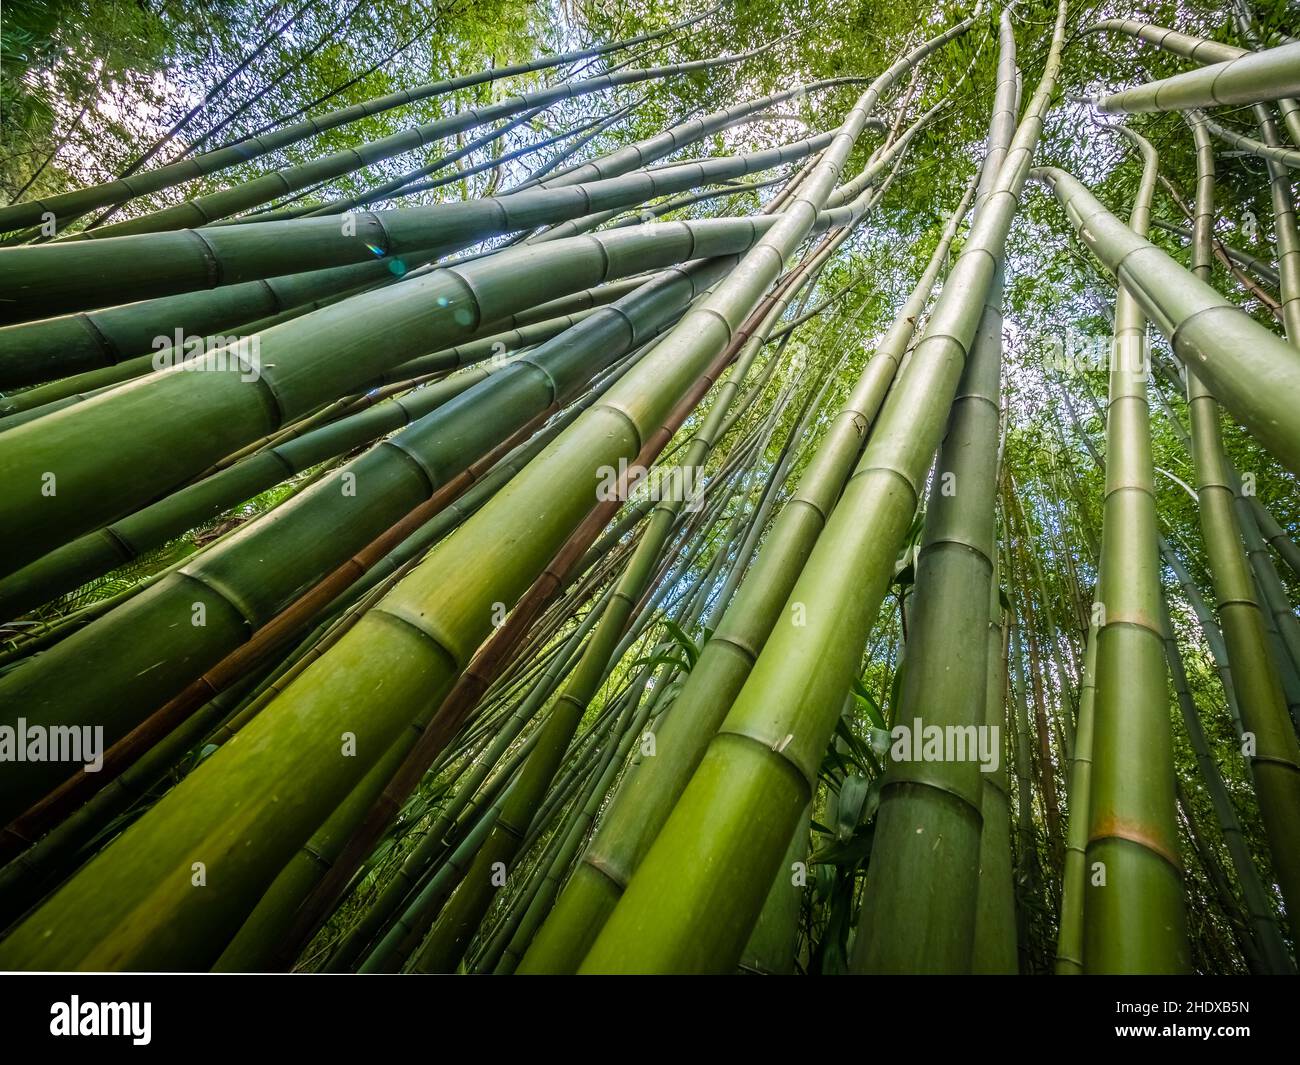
[[79, 40, 787, 239], [0, 6, 725, 234]]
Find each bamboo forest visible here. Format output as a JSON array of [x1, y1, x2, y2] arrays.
[[1, 0, 1299, 982]]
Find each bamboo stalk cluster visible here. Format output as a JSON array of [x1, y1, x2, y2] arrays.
[[0, 0, 1299, 976]]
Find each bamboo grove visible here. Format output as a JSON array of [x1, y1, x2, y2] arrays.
[[0, 0, 1298, 975]]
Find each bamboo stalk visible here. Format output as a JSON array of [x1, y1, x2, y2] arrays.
[[0, 130, 833, 321], [520, 181, 974, 975], [0, 346, 557, 619], [408, 238, 831, 973], [0, 217, 790, 571], [0, 0, 967, 966], [1160, 594, 1294, 972], [1250, 104, 1300, 341], [1192, 108, 1300, 168], [1055, 615, 1097, 974], [1079, 125, 1188, 974], [854, 5, 1019, 972], [1033, 166, 1300, 477], [1096, 41, 1300, 114], [0, 259, 729, 823], [1177, 111, 1300, 949], [1084, 18, 1300, 145]]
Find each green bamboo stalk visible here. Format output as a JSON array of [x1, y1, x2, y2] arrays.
[[356, 802, 506, 973], [0, 130, 833, 321], [0, 259, 730, 821], [597, 178, 786, 231], [1078, 125, 1188, 974], [1084, 18, 1300, 146], [320, 585, 617, 971], [738, 804, 811, 975], [493, 415, 790, 970], [400, 681, 613, 972], [5, 356, 650, 951], [1042, 430, 1105, 967], [489, 707, 655, 972], [266, 105, 594, 220], [300, 76, 873, 222], [527, 173, 782, 245], [369, 616, 631, 972], [1159, 536, 1249, 740], [1150, 219, 1280, 287], [972, 564, 1017, 974], [1138, 263, 1300, 712], [2, 295, 611, 546], [701, 310, 857, 621], [1192, 108, 1300, 168], [0, 260, 652, 406], [1248, 498, 1300, 582], [1084, 19, 1243, 65], [0, 257, 408, 391], [1250, 104, 1300, 341], [1153, 178, 1287, 320], [326, 260, 826, 968], [1096, 41, 1300, 114], [1064, 382, 1257, 749], [573, 0, 1062, 975], [1011, 526, 1064, 858], [1177, 781, 1263, 972], [0, 380, 611, 918], [821, 93, 951, 210], [0, 217, 792, 573], [764, 277, 859, 342], [1231, 478, 1300, 698], [1, 298, 338, 422], [1159, 592, 1294, 972], [223, 566, 635, 973], [1179, 109, 1300, 947], [408, 237, 829, 973], [0, 329, 571, 620], [470, 707, 629, 973], [0, 7, 721, 233], [407, 576, 683, 973], [497, 439, 792, 973], [366, 374, 759, 976], [1006, 603, 1041, 972], [0, 0, 959, 966], [518, 77, 861, 196], [519, 182, 974, 975], [1055, 615, 1097, 974], [852, 5, 1018, 972], [465, 517, 728, 951], [1033, 165, 1300, 477]]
